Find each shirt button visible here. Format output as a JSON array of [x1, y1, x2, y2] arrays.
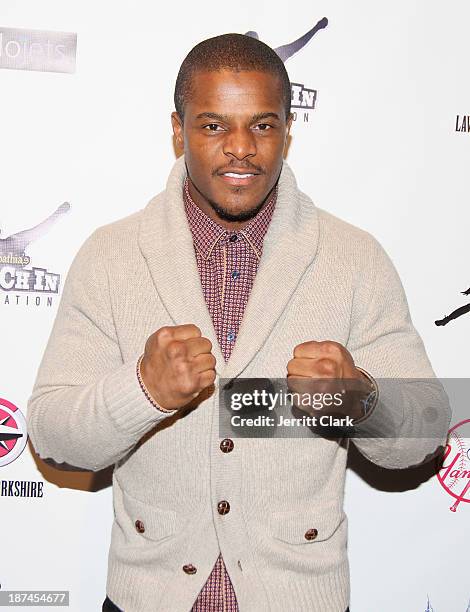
[[227, 331, 235, 342], [220, 438, 234, 453], [229, 234, 238, 242], [182, 564, 197, 574], [304, 528, 318, 541], [217, 500, 231, 515], [135, 520, 145, 534], [231, 270, 240, 279]]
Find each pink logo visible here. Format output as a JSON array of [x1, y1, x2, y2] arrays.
[[0, 397, 28, 467], [437, 419, 470, 512]]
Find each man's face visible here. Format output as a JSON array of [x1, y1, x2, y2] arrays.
[[171, 69, 292, 226]]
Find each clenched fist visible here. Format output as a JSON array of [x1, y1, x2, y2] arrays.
[[287, 340, 370, 421], [287, 340, 359, 379], [140, 324, 217, 412]]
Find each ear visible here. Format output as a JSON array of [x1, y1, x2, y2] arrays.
[[286, 112, 294, 136], [171, 111, 184, 151], [283, 113, 293, 157]]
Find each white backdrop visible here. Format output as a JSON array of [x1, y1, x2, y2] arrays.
[[0, 1, 468, 611]]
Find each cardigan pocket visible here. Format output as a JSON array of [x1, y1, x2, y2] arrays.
[[121, 489, 178, 542], [269, 506, 345, 545]]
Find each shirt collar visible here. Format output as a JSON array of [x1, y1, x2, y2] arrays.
[[183, 176, 277, 261]]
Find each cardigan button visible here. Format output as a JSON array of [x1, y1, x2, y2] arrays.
[[135, 520, 145, 534], [217, 500, 231, 515], [304, 528, 318, 541], [183, 564, 197, 575], [220, 438, 234, 453]]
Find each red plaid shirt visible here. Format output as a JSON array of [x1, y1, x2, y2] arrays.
[[183, 176, 277, 611]]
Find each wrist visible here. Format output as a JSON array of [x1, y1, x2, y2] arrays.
[[136, 354, 175, 414]]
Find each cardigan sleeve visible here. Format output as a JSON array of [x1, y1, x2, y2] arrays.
[[346, 235, 452, 469], [27, 229, 177, 472]]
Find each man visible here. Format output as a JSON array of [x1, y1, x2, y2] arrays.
[[27, 33, 450, 612]]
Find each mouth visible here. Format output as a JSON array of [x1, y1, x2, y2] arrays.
[[218, 170, 260, 186]]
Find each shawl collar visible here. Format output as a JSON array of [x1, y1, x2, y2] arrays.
[[138, 155, 320, 380]]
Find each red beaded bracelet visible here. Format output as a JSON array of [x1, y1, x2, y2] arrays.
[[136, 354, 176, 414]]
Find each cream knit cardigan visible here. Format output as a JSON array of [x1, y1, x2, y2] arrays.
[[27, 155, 450, 612]]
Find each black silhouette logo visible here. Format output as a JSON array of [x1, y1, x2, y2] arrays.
[[435, 286, 470, 326], [245, 18, 328, 112]]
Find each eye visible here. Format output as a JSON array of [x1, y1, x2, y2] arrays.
[[253, 123, 272, 131], [203, 123, 224, 131]]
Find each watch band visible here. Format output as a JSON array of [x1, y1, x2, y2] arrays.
[[354, 366, 379, 424]]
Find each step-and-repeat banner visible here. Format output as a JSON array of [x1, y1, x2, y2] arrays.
[[1, 1, 468, 610]]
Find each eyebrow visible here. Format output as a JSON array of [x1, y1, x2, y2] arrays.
[[195, 111, 281, 123]]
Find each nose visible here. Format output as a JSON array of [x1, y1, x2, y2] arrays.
[[222, 126, 257, 161]]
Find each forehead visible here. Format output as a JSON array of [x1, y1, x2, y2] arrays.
[[186, 69, 284, 114]]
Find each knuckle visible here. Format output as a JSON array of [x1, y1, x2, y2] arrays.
[[286, 358, 296, 373], [155, 326, 173, 342], [189, 324, 202, 337], [294, 340, 318, 357], [321, 341, 340, 353], [166, 340, 186, 360], [179, 373, 197, 395], [201, 369, 216, 386], [318, 358, 337, 375], [173, 358, 189, 376]]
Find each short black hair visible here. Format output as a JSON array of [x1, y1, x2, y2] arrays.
[[174, 33, 291, 121]]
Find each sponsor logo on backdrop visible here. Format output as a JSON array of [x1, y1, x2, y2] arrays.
[[0, 27, 76, 74], [436, 419, 470, 512], [0, 202, 70, 307], [245, 16, 328, 124], [0, 398, 27, 467], [0, 479, 44, 497], [455, 115, 470, 133], [435, 285, 470, 327]]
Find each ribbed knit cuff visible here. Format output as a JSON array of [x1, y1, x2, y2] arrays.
[[353, 377, 405, 438], [102, 359, 178, 438]]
